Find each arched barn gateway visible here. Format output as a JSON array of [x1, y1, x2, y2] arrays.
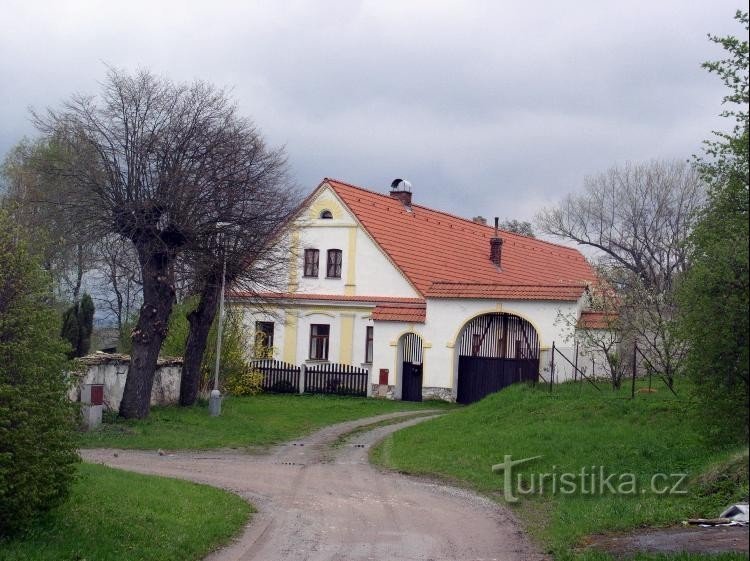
[[233, 178, 597, 403]]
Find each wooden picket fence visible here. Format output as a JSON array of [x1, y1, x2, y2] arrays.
[[305, 362, 369, 397], [250, 360, 369, 397], [251, 359, 301, 394]]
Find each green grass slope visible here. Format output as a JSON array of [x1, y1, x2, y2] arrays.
[[0, 463, 251, 561], [79, 393, 452, 450], [371, 382, 749, 560]]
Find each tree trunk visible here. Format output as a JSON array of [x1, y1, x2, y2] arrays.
[[119, 250, 175, 419], [179, 276, 221, 406]]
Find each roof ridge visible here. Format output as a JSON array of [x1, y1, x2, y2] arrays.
[[429, 281, 589, 286], [324, 178, 587, 257]]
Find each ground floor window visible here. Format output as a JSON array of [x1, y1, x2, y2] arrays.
[[365, 325, 373, 363], [309, 324, 330, 360], [254, 321, 274, 356]]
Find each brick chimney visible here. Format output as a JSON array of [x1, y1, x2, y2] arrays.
[[490, 217, 503, 268], [472, 216, 487, 225], [390, 178, 412, 208]]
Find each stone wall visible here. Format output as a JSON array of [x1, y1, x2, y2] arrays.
[[69, 354, 183, 411], [421, 386, 454, 402]]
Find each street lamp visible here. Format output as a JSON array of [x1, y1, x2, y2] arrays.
[[209, 223, 231, 417]]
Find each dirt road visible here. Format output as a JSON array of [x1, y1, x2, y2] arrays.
[[82, 411, 543, 561]]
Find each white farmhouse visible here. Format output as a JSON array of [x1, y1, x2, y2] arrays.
[[232, 178, 599, 403]]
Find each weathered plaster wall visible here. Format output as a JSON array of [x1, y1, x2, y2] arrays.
[[69, 356, 182, 411]]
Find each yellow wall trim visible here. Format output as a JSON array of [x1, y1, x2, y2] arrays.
[[340, 313, 355, 365], [344, 227, 358, 296], [282, 311, 299, 363]]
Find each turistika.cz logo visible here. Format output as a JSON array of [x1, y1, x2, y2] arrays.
[[491, 455, 688, 503]]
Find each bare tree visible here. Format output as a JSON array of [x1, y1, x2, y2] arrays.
[[178, 159, 298, 406], [556, 272, 627, 390], [92, 234, 142, 330], [499, 219, 535, 238], [538, 160, 705, 382], [537, 160, 705, 293], [32, 68, 293, 418]]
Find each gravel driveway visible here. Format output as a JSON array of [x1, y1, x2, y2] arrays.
[[81, 411, 544, 561]]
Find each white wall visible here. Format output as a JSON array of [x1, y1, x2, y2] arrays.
[[293, 186, 419, 298], [69, 359, 182, 411], [391, 297, 584, 395]]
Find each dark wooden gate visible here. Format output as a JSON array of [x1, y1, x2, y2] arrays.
[[456, 313, 539, 404], [400, 333, 423, 402], [402, 363, 423, 402]]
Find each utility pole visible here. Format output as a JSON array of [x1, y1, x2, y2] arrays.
[[209, 244, 227, 417]]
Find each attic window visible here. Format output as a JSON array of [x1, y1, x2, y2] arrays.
[[320, 210, 333, 219]]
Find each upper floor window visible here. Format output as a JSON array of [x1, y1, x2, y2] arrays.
[[303, 249, 319, 277], [309, 324, 330, 360], [326, 249, 342, 278], [319, 209, 333, 219]]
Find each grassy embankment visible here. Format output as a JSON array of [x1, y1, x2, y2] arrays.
[[0, 463, 251, 561], [371, 381, 749, 561], [79, 393, 453, 450], [3, 394, 451, 560]]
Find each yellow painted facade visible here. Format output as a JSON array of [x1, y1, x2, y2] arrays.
[[282, 310, 298, 363], [344, 227, 357, 295], [339, 313, 355, 364]]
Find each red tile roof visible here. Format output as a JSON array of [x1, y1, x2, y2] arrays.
[[230, 291, 424, 305], [426, 282, 588, 301], [577, 311, 618, 329], [371, 302, 427, 323], [325, 179, 595, 300]]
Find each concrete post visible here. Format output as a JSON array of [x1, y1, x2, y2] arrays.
[[209, 389, 222, 416], [299, 364, 306, 394]]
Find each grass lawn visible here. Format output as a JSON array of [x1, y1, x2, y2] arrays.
[[0, 463, 251, 561], [79, 393, 452, 450], [371, 381, 749, 561]]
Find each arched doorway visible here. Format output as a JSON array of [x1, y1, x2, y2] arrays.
[[398, 333, 423, 402], [455, 313, 540, 404]]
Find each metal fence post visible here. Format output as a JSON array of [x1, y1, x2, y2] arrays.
[[550, 341, 555, 393], [299, 363, 306, 394], [631, 342, 638, 399]]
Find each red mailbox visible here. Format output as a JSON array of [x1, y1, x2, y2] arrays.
[[378, 369, 389, 385]]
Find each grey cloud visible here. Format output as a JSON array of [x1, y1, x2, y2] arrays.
[[0, 0, 741, 227]]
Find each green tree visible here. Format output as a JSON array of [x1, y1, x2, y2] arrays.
[[78, 293, 95, 357], [60, 303, 80, 359], [678, 10, 749, 444], [0, 211, 79, 536], [59, 293, 95, 358]]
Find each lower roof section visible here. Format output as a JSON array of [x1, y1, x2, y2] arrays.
[[230, 291, 427, 323], [426, 282, 588, 301]]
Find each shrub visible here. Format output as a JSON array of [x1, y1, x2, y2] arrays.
[[226, 368, 265, 396], [160, 298, 250, 392], [0, 211, 79, 537]]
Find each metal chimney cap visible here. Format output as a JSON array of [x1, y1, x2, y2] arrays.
[[390, 178, 412, 192]]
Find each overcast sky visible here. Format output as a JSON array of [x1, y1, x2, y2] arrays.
[[0, 0, 742, 225]]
